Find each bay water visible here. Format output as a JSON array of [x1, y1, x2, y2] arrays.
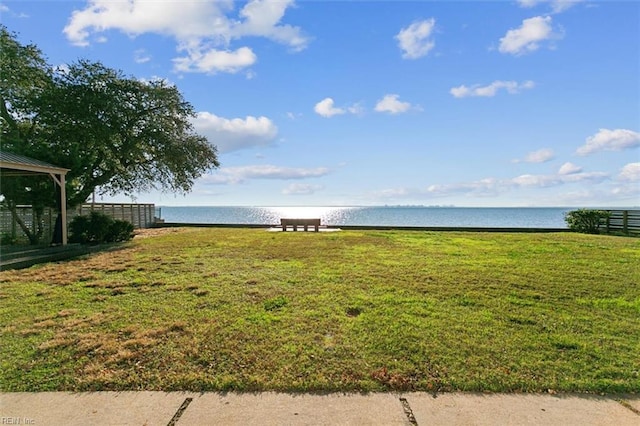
[[156, 206, 572, 228]]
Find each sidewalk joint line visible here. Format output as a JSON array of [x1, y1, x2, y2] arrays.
[[616, 399, 640, 416], [167, 397, 193, 426], [399, 397, 418, 425]]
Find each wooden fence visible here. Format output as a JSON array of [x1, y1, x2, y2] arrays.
[[74, 203, 156, 229], [604, 210, 640, 235], [0, 203, 156, 244]]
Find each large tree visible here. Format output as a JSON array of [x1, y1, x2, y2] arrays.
[[0, 26, 56, 244], [1, 26, 220, 243]]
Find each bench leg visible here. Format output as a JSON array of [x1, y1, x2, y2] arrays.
[[282, 225, 287, 231], [314, 225, 319, 232], [293, 225, 298, 231]]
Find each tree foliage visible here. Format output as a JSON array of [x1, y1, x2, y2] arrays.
[[31, 60, 220, 206], [0, 26, 220, 243], [0, 26, 56, 243], [0, 25, 52, 132]]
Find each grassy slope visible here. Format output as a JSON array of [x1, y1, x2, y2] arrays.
[[1, 228, 638, 393]]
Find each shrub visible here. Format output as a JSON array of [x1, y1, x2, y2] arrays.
[[1, 233, 18, 245], [106, 219, 135, 242], [564, 209, 610, 234], [69, 215, 91, 244], [69, 211, 134, 244]]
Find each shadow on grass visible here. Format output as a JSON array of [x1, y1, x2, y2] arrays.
[[0, 241, 133, 271]]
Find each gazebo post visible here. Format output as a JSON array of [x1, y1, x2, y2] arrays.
[[48, 172, 68, 246], [60, 174, 67, 245]]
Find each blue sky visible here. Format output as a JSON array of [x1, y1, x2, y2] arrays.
[[2, 0, 639, 207]]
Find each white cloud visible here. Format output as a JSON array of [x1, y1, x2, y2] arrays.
[[499, 16, 560, 55], [233, 0, 308, 52], [517, 0, 583, 13], [513, 148, 555, 164], [203, 165, 330, 185], [282, 183, 324, 195], [611, 164, 640, 199], [173, 46, 257, 74], [396, 18, 436, 59], [549, 0, 583, 13], [424, 168, 608, 197], [370, 164, 613, 202], [191, 112, 278, 153], [63, 0, 307, 74], [558, 162, 582, 175], [450, 80, 535, 98], [374, 94, 412, 114], [517, 0, 539, 7], [526, 148, 555, 163], [576, 128, 640, 156], [314, 98, 344, 118], [427, 178, 504, 196], [619, 162, 640, 182], [611, 184, 640, 199], [0, 3, 29, 18], [315, 97, 358, 118], [133, 48, 151, 64], [510, 168, 608, 188], [313, 98, 363, 118], [64, 1, 229, 46], [512, 174, 560, 187], [347, 103, 365, 116], [559, 171, 609, 184], [513, 171, 608, 187], [424, 163, 609, 197]]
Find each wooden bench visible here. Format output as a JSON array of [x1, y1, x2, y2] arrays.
[[281, 218, 321, 232]]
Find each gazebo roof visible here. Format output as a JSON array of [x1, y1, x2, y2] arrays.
[[0, 151, 69, 176]]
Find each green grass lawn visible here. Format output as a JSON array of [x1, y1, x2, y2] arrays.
[[1, 228, 638, 393]]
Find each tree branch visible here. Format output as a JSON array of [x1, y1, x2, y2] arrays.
[[0, 95, 18, 133]]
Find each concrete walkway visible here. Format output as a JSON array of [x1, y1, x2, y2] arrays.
[[1, 392, 638, 425]]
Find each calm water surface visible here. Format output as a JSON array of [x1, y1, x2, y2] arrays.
[[157, 206, 571, 228]]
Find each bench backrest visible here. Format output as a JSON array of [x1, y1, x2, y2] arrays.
[[280, 218, 321, 226]]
